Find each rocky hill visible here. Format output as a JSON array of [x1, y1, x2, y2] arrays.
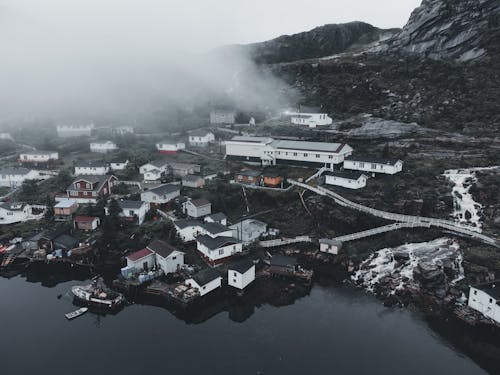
[[220, 22, 398, 64], [381, 0, 500, 62]]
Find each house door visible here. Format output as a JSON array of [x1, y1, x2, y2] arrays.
[[143, 261, 148, 271]]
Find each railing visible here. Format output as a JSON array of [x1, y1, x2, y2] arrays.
[[259, 236, 312, 248], [288, 179, 499, 248]]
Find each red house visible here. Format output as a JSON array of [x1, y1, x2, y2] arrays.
[[65, 175, 117, 204]]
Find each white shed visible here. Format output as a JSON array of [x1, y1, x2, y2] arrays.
[[125, 248, 156, 273], [468, 281, 500, 324], [228, 260, 255, 290], [185, 268, 222, 297]]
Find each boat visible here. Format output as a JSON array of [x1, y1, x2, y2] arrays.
[[71, 278, 125, 311], [65, 307, 88, 320]]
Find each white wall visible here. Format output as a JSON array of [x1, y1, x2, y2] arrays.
[[319, 242, 341, 255], [118, 203, 149, 225], [126, 253, 156, 273], [111, 161, 129, 170], [0, 170, 40, 188], [468, 287, 500, 324], [291, 113, 333, 128], [186, 277, 222, 297], [324, 174, 367, 189], [74, 166, 109, 175], [344, 160, 403, 175], [186, 203, 211, 218], [156, 251, 184, 274], [0, 205, 36, 225], [19, 152, 59, 162], [197, 241, 243, 262], [228, 266, 255, 290], [141, 189, 179, 204], [90, 142, 118, 153], [225, 141, 269, 159]]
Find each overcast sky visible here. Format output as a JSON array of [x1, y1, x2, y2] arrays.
[[0, 0, 422, 122], [2, 0, 421, 49]]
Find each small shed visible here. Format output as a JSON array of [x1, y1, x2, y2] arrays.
[[126, 248, 156, 273], [319, 239, 343, 255], [74, 216, 100, 231], [228, 260, 255, 290]]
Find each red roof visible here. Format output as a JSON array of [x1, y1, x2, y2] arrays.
[[126, 248, 154, 262], [74, 216, 98, 223]]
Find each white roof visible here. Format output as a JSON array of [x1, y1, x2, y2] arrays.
[[271, 140, 346, 153], [54, 200, 76, 208]]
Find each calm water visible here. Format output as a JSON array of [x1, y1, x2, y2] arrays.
[[0, 276, 497, 375]]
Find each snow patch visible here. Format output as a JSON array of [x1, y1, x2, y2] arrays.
[[352, 238, 463, 294]]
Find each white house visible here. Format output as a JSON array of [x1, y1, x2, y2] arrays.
[[188, 130, 215, 147], [204, 213, 227, 226], [210, 109, 236, 124], [110, 159, 129, 171], [319, 239, 343, 255], [141, 184, 180, 205], [290, 106, 333, 128], [169, 163, 201, 177], [468, 282, 500, 324], [323, 171, 368, 189], [174, 220, 204, 242], [140, 160, 169, 181], [156, 141, 186, 154], [147, 240, 184, 275], [344, 156, 403, 175], [185, 268, 222, 297], [230, 219, 267, 245], [74, 161, 110, 176], [18, 151, 59, 166], [113, 126, 134, 136], [57, 124, 94, 138], [0, 202, 43, 225], [196, 235, 243, 265], [225, 136, 353, 169], [228, 261, 255, 290], [0, 168, 40, 188], [182, 175, 205, 188], [90, 141, 118, 153], [107, 200, 150, 225], [183, 198, 211, 218], [125, 248, 156, 273], [174, 220, 232, 243]]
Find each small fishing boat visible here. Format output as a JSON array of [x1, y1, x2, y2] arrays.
[[71, 278, 125, 311], [65, 307, 88, 320]]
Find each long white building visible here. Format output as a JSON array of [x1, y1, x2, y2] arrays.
[[225, 136, 353, 169], [57, 124, 94, 138], [0, 168, 41, 188], [344, 156, 403, 175]]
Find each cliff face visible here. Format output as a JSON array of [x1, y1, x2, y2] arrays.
[[382, 0, 500, 61], [222, 22, 398, 64]]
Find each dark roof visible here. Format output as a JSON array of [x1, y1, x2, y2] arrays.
[[174, 219, 202, 229], [182, 174, 203, 182], [237, 170, 261, 177], [68, 175, 116, 193], [117, 200, 146, 209], [197, 235, 239, 250], [262, 170, 282, 178], [75, 160, 108, 168], [474, 281, 500, 300], [74, 216, 98, 223], [146, 159, 168, 168], [324, 171, 368, 180], [191, 268, 222, 286], [229, 260, 255, 274], [201, 222, 230, 236], [270, 255, 297, 268], [299, 105, 322, 113], [0, 167, 32, 175], [190, 129, 213, 137], [345, 155, 402, 166], [148, 184, 180, 196], [0, 202, 27, 211], [189, 198, 210, 208], [127, 248, 154, 262], [54, 234, 79, 250], [147, 240, 180, 258]]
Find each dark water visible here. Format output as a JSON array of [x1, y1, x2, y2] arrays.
[[0, 276, 497, 375]]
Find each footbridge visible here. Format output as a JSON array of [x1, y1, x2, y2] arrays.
[[288, 179, 499, 248]]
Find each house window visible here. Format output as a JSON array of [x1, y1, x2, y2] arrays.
[[128, 210, 134, 216], [316, 154, 320, 158], [172, 256, 177, 260], [474, 290, 477, 295], [202, 286, 206, 290], [359, 162, 365, 168], [219, 249, 224, 255], [233, 279, 237, 284], [233, 272, 237, 277], [328, 155, 333, 159], [490, 298, 493, 304], [293, 152, 297, 156], [371, 164, 377, 169], [304, 153, 308, 157]]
